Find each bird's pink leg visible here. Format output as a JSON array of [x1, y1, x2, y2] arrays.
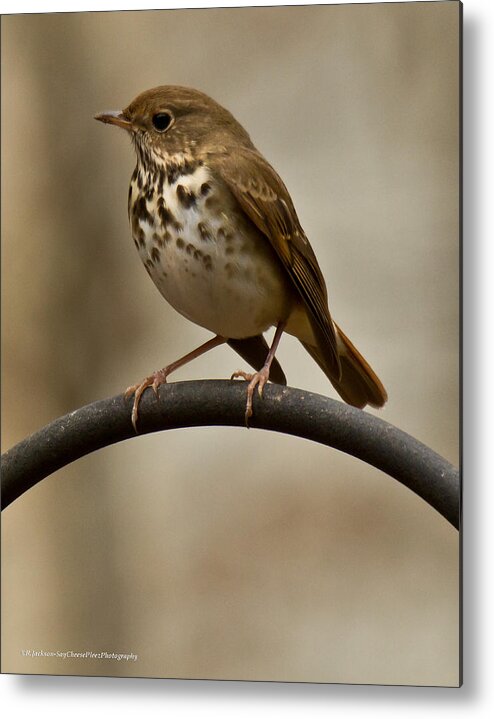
[[126, 335, 226, 431], [231, 321, 286, 424]]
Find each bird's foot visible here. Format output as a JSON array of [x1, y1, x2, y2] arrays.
[[231, 366, 271, 425], [125, 368, 169, 432]]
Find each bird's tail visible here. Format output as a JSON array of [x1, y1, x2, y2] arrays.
[[301, 322, 387, 409]]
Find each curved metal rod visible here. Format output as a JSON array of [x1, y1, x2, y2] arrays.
[[1, 380, 459, 528]]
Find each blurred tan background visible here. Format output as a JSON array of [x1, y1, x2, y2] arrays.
[[1, 2, 460, 685]]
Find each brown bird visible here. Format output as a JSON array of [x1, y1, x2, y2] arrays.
[[95, 86, 387, 430]]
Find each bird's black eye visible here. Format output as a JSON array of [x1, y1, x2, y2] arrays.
[[152, 112, 173, 132]]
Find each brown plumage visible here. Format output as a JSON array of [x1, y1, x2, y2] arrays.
[[96, 85, 387, 429]]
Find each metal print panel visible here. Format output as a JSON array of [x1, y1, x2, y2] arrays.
[[1, 0, 461, 686]]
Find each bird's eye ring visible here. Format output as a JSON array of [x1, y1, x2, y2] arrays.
[[152, 112, 173, 132]]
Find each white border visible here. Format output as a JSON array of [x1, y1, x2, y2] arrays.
[[0, 0, 475, 14], [2, 0, 493, 716]]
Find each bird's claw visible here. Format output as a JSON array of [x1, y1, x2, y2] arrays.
[[231, 367, 270, 425], [230, 369, 253, 382], [125, 369, 168, 432]]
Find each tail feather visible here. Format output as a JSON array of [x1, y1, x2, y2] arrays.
[[301, 322, 387, 409]]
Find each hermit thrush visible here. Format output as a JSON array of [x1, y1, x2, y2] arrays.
[[95, 86, 387, 430]]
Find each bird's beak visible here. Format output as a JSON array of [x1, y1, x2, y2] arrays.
[[94, 110, 133, 131]]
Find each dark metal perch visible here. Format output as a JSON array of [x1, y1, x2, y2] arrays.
[[0, 380, 459, 528]]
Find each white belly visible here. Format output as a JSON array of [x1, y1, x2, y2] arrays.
[[130, 163, 293, 338]]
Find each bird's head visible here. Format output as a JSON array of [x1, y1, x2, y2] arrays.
[[95, 85, 252, 164]]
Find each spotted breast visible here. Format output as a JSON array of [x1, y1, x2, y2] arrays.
[[128, 151, 295, 340]]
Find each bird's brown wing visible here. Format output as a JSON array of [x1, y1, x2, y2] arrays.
[[213, 146, 341, 378]]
